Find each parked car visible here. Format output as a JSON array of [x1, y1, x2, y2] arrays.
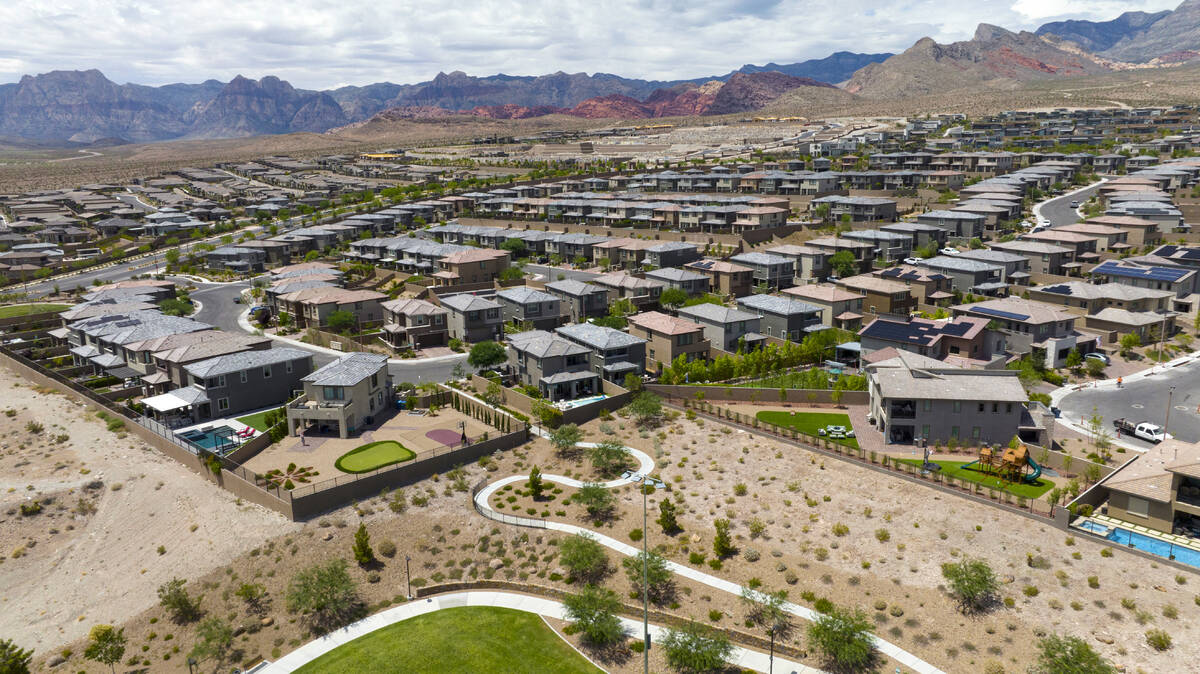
[[1113, 418, 1165, 443], [1084, 352, 1110, 365], [1069, 200, 1080, 208], [903, 257, 921, 265], [939, 247, 960, 255]]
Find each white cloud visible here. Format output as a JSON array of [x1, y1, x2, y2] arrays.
[[0, 0, 1182, 89]]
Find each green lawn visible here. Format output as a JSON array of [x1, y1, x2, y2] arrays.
[[0, 303, 68, 318], [236, 407, 283, 432], [296, 606, 602, 674], [756, 410, 859, 450], [895, 459, 1055, 499], [335, 441, 416, 473]]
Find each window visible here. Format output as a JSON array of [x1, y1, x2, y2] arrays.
[[922, 400, 932, 412], [323, 386, 345, 401], [1127, 496, 1150, 518], [992, 403, 998, 413], [263, 366, 272, 379], [1006, 403, 1013, 413], [978, 403, 985, 413], [286, 360, 293, 373], [971, 426, 981, 439], [217, 398, 229, 411], [240, 371, 247, 384], [953, 401, 961, 413], [921, 425, 930, 438], [371, 373, 379, 389], [951, 426, 960, 438]]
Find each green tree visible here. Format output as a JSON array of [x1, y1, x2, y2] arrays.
[[499, 238, 527, 258], [467, 340, 507, 370], [562, 585, 625, 646], [1033, 634, 1115, 674], [286, 559, 364, 635], [188, 617, 234, 669], [623, 372, 643, 392], [234, 583, 268, 613], [549, 423, 583, 456], [528, 465, 546, 501], [588, 439, 631, 477], [628, 392, 663, 428], [941, 557, 999, 613], [499, 265, 525, 281], [576, 482, 616, 520], [1119, 332, 1141, 356], [530, 397, 563, 429], [660, 621, 733, 673], [657, 497, 681, 534], [1065, 348, 1083, 371], [829, 250, 858, 278], [1085, 357, 1106, 377], [157, 577, 202, 623], [713, 518, 734, 558], [303, 250, 321, 262], [0, 638, 32, 674], [481, 380, 503, 406], [558, 533, 608, 582], [326, 310, 356, 333], [622, 551, 675, 604], [742, 588, 794, 671], [806, 605, 876, 671], [352, 523, 375, 565], [83, 625, 126, 673], [660, 287, 689, 308]]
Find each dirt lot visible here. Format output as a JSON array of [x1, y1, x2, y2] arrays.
[[0, 363, 297, 657]]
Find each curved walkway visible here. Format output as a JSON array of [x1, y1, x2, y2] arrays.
[[472, 431, 945, 674], [263, 590, 822, 673]]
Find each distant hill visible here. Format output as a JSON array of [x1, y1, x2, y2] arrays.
[[1035, 10, 1170, 52], [1100, 0, 1200, 63], [732, 51, 892, 84]]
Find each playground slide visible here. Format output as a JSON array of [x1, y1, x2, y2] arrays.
[[1024, 455, 1043, 484]]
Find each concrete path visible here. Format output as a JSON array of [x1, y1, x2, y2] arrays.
[[263, 590, 823, 673]]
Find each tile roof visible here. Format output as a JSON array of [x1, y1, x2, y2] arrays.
[[545, 279, 606, 296], [677, 303, 760, 324], [439, 293, 502, 312], [381, 298, 446, 316], [783, 283, 863, 303], [959, 297, 1076, 324], [736, 293, 822, 316], [556, 322, 646, 349], [627, 311, 704, 336], [1106, 439, 1198, 503], [496, 286, 559, 304], [185, 347, 312, 378], [507, 330, 592, 358], [301, 352, 388, 386], [869, 363, 1028, 402]]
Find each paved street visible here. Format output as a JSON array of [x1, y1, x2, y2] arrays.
[[523, 263, 600, 284], [1057, 358, 1200, 446], [1038, 183, 1102, 228]]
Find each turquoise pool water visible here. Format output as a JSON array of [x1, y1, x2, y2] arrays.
[[1076, 520, 1200, 568], [180, 427, 239, 454]]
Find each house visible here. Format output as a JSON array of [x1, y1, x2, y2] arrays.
[[627, 311, 710, 373], [440, 293, 504, 343], [143, 347, 313, 426], [506, 330, 598, 401], [555, 323, 647, 383], [1020, 230, 1100, 260], [841, 230, 913, 262], [952, 297, 1083, 368], [955, 250, 1033, 285], [1085, 308, 1175, 342], [804, 237, 876, 276], [763, 245, 831, 282], [592, 271, 666, 310], [1084, 216, 1162, 247], [915, 210, 987, 239], [866, 353, 1033, 445], [858, 315, 995, 361], [644, 267, 711, 296], [729, 252, 796, 290], [545, 279, 609, 323], [643, 241, 702, 268], [1097, 439, 1200, 535], [286, 352, 392, 438], [135, 331, 272, 391], [1090, 260, 1198, 298], [1053, 223, 1131, 253], [988, 241, 1078, 276], [380, 298, 449, 349], [274, 287, 385, 330], [836, 275, 917, 316], [1027, 282, 1174, 314], [434, 248, 510, 286], [782, 284, 866, 331], [685, 259, 755, 297], [677, 303, 765, 352], [735, 294, 823, 341], [205, 246, 267, 273], [496, 286, 563, 331], [811, 195, 897, 222], [915, 256, 1007, 295], [881, 222, 948, 251]]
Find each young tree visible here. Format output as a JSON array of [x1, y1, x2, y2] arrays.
[[1065, 348, 1083, 372], [1119, 332, 1141, 356], [1033, 634, 1115, 674], [562, 585, 625, 646], [286, 559, 363, 635], [558, 533, 609, 582], [659, 287, 689, 308], [806, 605, 876, 671], [657, 497, 681, 535], [234, 582, 268, 614], [0, 638, 32, 674], [83, 625, 126, 674], [623, 372, 643, 393], [188, 617, 234, 669], [528, 465, 546, 501], [660, 621, 733, 673], [712, 518, 735, 558], [742, 588, 794, 670], [622, 551, 675, 604], [467, 340, 507, 371], [326, 310, 356, 333], [1085, 357, 1106, 377], [549, 423, 583, 456], [628, 392, 663, 428], [829, 250, 858, 278], [157, 578, 202, 623], [530, 398, 563, 430], [940, 557, 999, 613], [352, 523, 375, 566], [482, 380, 504, 406], [588, 439, 631, 477]]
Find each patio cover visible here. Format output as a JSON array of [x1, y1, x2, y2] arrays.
[[143, 392, 193, 412]]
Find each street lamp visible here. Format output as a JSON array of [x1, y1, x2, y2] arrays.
[[623, 469, 666, 674], [405, 554, 413, 600], [1165, 386, 1176, 436]]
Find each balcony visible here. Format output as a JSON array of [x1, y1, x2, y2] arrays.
[[889, 400, 916, 419]]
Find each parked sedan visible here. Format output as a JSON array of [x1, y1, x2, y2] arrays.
[[903, 257, 921, 265], [1084, 352, 1110, 365], [939, 247, 960, 255]]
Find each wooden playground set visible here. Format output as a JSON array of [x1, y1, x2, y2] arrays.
[[961, 443, 1044, 485]]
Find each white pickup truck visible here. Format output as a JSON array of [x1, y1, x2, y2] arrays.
[[1113, 418, 1165, 443]]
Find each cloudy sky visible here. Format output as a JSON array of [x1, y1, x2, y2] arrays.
[[0, 0, 1180, 89]]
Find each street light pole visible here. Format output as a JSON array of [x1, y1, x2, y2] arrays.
[[623, 470, 664, 674], [1165, 386, 1176, 436], [405, 555, 412, 600]]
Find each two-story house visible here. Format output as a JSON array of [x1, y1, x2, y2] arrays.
[[544, 279, 610, 323], [592, 271, 666, 311], [274, 287, 386, 330], [952, 296, 1083, 368], [627, 311, 710, 374], [506, 329, 598, 401], [555, 323, 647, 383], [729, 252, 797, 290], [496, 286, 563, 331], [286, 352, 392, 438], [434, 248, 510, 286], [644, 267, 711, 296], [380, 298, 449, 350], [783, 284, 866, 331], [735, 294, 823, 341], [836, 275, 918, 316], [684, 259, 755, 297], [989, 240, 1079, 276], [677, 303, 765, 353], [440, 293, 503, 343], [643, 241, 702, 268]]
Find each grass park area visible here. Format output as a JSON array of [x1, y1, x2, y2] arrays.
[[334, 440, 416, 473], [0, 303, 69, 318], [756, 410, 859, 449], [236, 407, 284, 432], [895, 459, 1056, 499], [296, 606, 602, 674]]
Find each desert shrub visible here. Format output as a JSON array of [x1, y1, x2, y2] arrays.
[[1145, 629, 1173, 651]]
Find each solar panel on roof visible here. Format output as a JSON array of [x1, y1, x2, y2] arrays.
[[863, 321, 933, 345], [1041, 284, 1070, 295], [970, 306, 1030, 321]]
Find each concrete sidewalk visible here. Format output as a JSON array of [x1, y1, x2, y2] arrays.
[[263, 590, 824, 673]]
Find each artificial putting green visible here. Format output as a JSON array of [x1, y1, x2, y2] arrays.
[[895, 459, 1055, 499], [295, 606, 602, 674], [334, 440, 416, 473], [0, 303, 69, 318], [756, 410, 859, 449]]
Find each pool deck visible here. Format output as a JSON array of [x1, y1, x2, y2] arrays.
[[1074, 514, 1200, 555]]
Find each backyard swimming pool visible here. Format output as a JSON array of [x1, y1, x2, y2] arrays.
[[178, 425, 241, 454], [1075, 519, 1200, 568]]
